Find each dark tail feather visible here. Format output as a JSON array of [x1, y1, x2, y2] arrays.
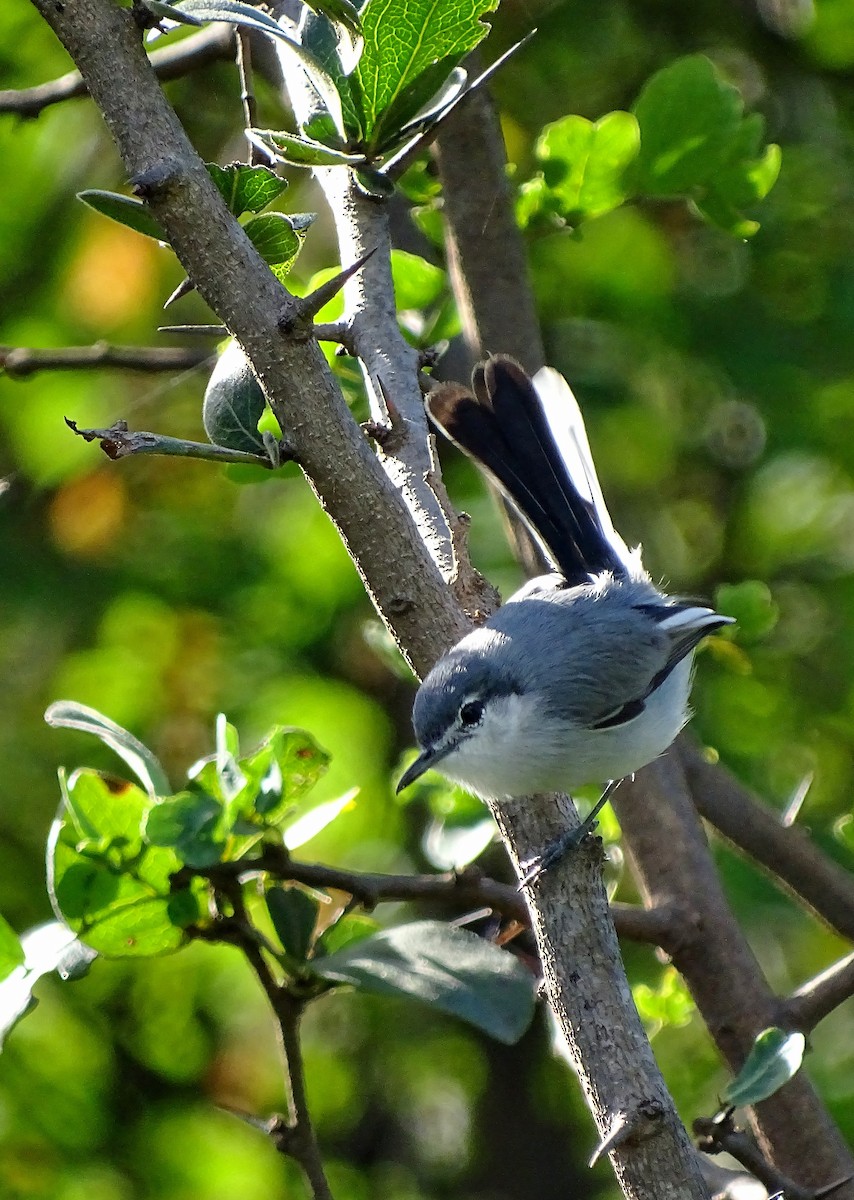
[[427, 356, 626, 584]]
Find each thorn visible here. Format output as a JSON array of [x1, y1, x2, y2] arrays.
[[296, 248, 376, 321], [589, 1101, 665, 1167], [215, 1103, 273, 1132], [158, 324, 228, 337], [163, 276, 196, 309]]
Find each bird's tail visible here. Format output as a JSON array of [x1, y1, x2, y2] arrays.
[[427, 355, 643, 585]]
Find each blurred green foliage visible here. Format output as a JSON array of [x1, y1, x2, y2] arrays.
[[3, 0, 854, 1197]]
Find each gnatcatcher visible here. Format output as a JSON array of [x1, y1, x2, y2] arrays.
[[397, 356, 733, 877]]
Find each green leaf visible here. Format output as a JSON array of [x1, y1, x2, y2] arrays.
[[532, 111, 640, 224], [723, 1027, 806, 1107], [0, 916, 24, 983], [238, 727, 330, 824], [0, 923, 96, 1050], [206, 163, 287, 216], [353, 168, 395, 199], [354, 0, 497, 145], [216, 712, 241, 761], [315, 920, 536, 1043], [378, 34, 531, 172], [266, 887, 319, 962], [244, 213, 302, 281], [314, 912, 379, 957], [633, 967, 694, 1035], [299, 11, 366, 140], [143, 791, 226, 868], [45, 701, 170, 800], [203, 342, 267, 455], [77, 190, 167, 242], [249, 128, 365, 168], [391, 250, 446, 310], [834, 813, 854, 857], [633, 55, 743, 195], [283, 788, 358, 849], [148, 0, 347, 135], [694, 136, 781, 238], [48, 770, 204, 957], [302, 0, 363, 74]]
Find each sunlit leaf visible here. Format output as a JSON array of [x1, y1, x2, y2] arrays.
[[283, 788, 358, 849], [48, 770, 204, 957], [315, 912, 380, 957], [143, 791, 226, 868], [0, 916, 24, 983], [249, 128, 365, 168], [244, 213, 302, 281], [529, 111, 640, 224], [315, 920, 536, 1043], [354, 0, 497, 145], [723, 1027, 806, 1107], [0, 922, 96, 1049], [145, 0, 346, 134], [632, 54, 780, 235], [45, 701, 170, 800], [391, 250, 446, 310], [422, 814, 496, 870], [206, 163, 288, 216]]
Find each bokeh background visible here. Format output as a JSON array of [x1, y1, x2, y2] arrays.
[[3, 0, 854, 1196]]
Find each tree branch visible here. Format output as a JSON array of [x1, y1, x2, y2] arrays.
[[679, 738, 854, 943], [616, 753, 854, 1193], [433, 72, 854, 1198], [0, 23, 233, 117], [239, 936, 334, 1200], [178, 847, 680, 947], [785, 951, 854, 1033], [65, 418, 280, 467], [694, 1111, 852, 1200], [1, 342, 211, 377], [435, 81, 544, 375], [30, 0, 471, 679]]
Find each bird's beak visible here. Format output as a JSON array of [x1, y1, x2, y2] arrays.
[[396, 745, 445, 794]]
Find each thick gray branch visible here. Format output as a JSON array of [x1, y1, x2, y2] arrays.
[[29, 0, 470, 678], [616, 754, 854, 1194], [434, 66, 854, 1199], [679, 738, 854, 942]]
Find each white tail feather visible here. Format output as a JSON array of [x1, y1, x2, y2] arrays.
[[532, 366, 644, 580]]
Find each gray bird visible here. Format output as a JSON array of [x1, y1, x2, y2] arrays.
[[397, 356, 733, 873]]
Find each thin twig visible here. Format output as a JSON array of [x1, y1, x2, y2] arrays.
[[694, 1111, 851, 1200], [1, 342, 211, 377], [234, 30, 265, 166], [679, 737, 854, 942], [237, 933, 334, 1200], [0, 23, 233, 117], [785, 952, 854, 1033], [66, 418, 279, 467], [179, 847, 681, 947]]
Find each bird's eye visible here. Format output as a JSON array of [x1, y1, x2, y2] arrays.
[[459, 699, 484, 728]]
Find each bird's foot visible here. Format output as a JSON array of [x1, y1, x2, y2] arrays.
[[517, 780, 622, 890]]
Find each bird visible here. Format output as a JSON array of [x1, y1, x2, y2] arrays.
[[396, 355, 734, 878]]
